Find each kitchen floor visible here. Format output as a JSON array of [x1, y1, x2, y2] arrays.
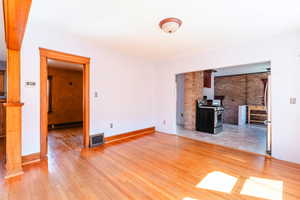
[[176, 123, 267, 155]]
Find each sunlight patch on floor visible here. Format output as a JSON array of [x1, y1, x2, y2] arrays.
[[196, 171, 238, 193], [240, 176, 283, 200], [182, 197, 198, 200]]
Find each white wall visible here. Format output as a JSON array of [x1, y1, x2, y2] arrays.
[[0, 1, 6, 61], [154, 31, 300, 164], [21, 15, 156, 155], [176, 74, 184, 125], [19, 3, 300, 166]]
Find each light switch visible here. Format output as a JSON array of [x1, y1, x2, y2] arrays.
[[25, 81, 36, 88], [290, 97, 296, 104]]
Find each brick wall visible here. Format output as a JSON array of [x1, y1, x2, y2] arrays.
[[215, 72, 267, 124], [184, 71, 203, 130], [246, 73, 268, 105]]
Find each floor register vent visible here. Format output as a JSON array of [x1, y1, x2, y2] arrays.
[[90, 133, 104, 147]]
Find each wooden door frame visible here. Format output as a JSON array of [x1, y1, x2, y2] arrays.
[[39, 48, 90, 159]]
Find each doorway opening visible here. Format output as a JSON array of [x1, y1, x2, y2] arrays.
[[176, 62, 271, 155], [47, 59, 84, 154], [0, 61, 6, 176], [40, 48, 90, 159]]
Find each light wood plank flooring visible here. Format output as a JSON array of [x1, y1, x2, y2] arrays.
[[0, 138, 5, 180], [1, 128, 300, 199]]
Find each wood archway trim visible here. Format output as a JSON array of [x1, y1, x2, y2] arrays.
[[3, 0, 32, 50], [39, 48, 90, 159]]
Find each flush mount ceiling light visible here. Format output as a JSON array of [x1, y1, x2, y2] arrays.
[[159, 17, 182, 34]]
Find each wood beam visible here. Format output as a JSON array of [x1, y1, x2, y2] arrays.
[[6, 49, 20, 101], [40, 56, 48, 159], [4, 49, 24, 178], [83, 62, 90, 148], [3, 0, 32, 178], [3, 0, 32, 50]]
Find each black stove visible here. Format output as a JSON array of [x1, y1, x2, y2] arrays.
[[196, 104, 224, 134]]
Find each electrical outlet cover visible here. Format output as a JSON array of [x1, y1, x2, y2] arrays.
[[290, 97, 296, 104]]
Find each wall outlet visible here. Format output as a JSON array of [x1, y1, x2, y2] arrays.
[[110, 123, 113, 128], [163, 120, 166, 125], [94, 91, 98, 98], [290, 97, 297, 104]]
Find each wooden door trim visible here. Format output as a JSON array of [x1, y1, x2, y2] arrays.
[[39, 48, 90, 64], [39, 48, 90, 159]]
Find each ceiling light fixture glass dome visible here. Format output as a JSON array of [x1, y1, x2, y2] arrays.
[[159, 18, 182, 34]]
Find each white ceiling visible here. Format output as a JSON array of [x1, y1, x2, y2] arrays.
[[48, 59, 83, 71], [2, 0, 300, 60], [0, 1, 6, 61]]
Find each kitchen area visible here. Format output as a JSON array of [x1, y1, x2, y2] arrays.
[[176, 62, 270, 155]]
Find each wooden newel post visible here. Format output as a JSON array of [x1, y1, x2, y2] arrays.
[[3, 0, 32, 178], [4, 49, 24, 178]]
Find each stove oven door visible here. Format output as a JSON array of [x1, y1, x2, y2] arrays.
[[214, 110, 223, 128]]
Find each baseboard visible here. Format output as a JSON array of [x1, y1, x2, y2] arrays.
[[269, 157, 300, 169], [5, 170, 24, 179], [22, 152, 41, 165], [20, 128, 155, 164], [48, 121, 83, 130], [105, 127, 155, 143]]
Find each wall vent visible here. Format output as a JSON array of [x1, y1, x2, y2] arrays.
[[89, 133, 104, 148]]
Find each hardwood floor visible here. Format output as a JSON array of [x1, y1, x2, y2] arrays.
[[0, 138, 5, 179], [1, 128, 300, 199], [48, 127, 83, 155]]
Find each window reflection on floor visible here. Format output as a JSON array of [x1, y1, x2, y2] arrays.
[[196, 171, 238, 193], [195, 171, 283, 200], [182, 197, 198, 200], [240, 176, 283, 200]]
